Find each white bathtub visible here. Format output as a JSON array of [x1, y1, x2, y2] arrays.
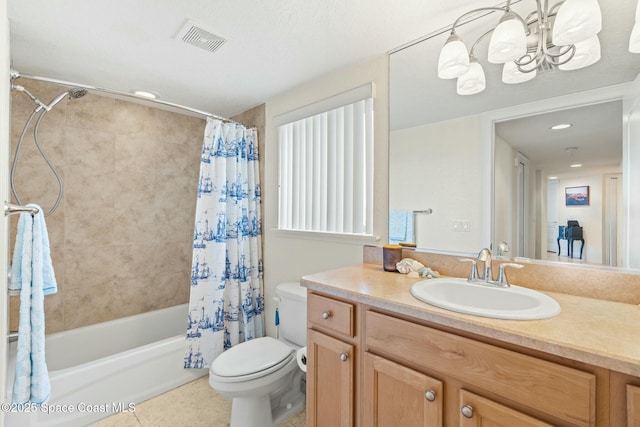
[[5, 304, 207, 427]]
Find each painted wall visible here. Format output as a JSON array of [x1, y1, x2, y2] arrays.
[[389, 115, 483, 254], [9, 79, 205, 332], [494, 134, 516, 253], [556, 172, 618, 263], [263, 54, 389, 338]]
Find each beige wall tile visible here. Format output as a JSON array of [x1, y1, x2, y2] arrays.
[[113, 206, 159, 245], [65, 171, 117, 209], [65, 206, 116, 247], [8, 79, 266, 334], [115, 171, 155, 209], [66, 92, 115, 132], [114, 100, 155, 135], [115, 133, 155, 173], [66, 126, 115, 177]]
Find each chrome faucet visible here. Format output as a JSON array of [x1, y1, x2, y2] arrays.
[[459, 248, 524, 288], [477, 247, 493, 282]]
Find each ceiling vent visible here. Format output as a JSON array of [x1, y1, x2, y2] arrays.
[[176, 20, 228, 53]]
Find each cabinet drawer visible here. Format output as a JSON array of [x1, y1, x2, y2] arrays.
[[308, 293, 354, 337], [365, 311, 596, 427]]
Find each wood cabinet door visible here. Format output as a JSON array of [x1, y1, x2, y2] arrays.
[[458, 390, 553, 427], [629, 384, 640, 427], [306, 329, 354, 427], [363, 352, 443, 427]]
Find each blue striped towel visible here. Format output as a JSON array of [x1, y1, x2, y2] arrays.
[[10, 204, 57, 405]]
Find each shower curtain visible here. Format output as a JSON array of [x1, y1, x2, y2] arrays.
[[184, 118, 264, 369]]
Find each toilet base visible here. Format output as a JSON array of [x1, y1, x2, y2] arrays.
[[213, 360, 306, 427], [230, 395, 272, 427]]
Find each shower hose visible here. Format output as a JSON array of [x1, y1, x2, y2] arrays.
[[10, 96, 65, 217]]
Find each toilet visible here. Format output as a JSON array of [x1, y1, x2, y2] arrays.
[[209, 282, 307, 427]]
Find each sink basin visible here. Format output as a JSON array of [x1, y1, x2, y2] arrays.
[[410, 278, 561, 320]]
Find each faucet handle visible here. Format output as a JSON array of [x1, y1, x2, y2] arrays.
[[458, 258, 478, 282], [496, 263, 523, 287]]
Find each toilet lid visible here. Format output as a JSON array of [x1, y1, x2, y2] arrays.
[[210, 336, 293, 378]]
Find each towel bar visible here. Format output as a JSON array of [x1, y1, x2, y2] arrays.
[[3, 202, 39, 217], [8, 331, 18, 343]]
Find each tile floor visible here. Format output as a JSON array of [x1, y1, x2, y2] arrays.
[[95, 376, 306, 427]]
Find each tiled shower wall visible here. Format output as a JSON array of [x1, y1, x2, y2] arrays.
[[9, 79, 206, 333]]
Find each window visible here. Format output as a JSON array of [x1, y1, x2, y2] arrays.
[[277, 84, 374, 236]]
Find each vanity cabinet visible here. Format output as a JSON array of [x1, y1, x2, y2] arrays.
[[304, 287, 640, 426], [629, 385, 640, 426], [364, 310, 596, 426], [363, 352, 443, 426], [458, 389, 552, 427], [306, 293, 357, 427]]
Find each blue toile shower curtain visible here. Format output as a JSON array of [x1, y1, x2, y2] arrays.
[[184, 117, 264, 369]]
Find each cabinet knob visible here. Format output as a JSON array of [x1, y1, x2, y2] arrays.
[[339, 352, 349, 362], [424, 390, 436, 402], [461, 405, 474, 418], [321, 311, 332, 320]]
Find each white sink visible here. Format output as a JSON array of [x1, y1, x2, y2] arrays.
[[410, 278, 561, 320]]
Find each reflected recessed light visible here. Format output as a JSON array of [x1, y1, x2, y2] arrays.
[[570, 163, 582, 168], [551, 123, 572, 130], [548, 176, 558, 180], [132, 90, 159, 99]]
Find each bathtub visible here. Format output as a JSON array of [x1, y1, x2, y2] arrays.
[[5, 304, 207, 427]]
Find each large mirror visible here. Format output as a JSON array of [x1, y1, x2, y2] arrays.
[[389, 0, 640, 269]]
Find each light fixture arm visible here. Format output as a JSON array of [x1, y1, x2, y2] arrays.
[[439, 0, 603, 94], [450, 5, 527, 37], [469, 28, 495, 57]]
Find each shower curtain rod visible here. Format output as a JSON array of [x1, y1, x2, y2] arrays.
[[12, 70, 239, 124]]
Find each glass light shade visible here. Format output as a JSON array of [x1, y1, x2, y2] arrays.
[[437, 33, 470, 79], [558, 36, 601, 70], [552, 0, 602, 46], [502, 61, 536, 84], [487, 13, 527, 64], [456, 59, 486, 95], [630, 22, 640, 53]]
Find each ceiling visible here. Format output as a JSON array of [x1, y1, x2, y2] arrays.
[[8, 1, 638, 177], [7, 0, 504, 119], [495, 100, 622, 176], [390, 0, 640, 177]]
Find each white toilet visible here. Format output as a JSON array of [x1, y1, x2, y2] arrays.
[[209, 282, 307, 427]]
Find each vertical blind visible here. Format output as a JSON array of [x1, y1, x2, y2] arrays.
[[278, 97, 374, 235]]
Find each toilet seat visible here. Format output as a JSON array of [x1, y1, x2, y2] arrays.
[[210, 337, 294, 383]]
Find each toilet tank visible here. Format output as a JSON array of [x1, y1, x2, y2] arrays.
[[275, 282, 307, 347]]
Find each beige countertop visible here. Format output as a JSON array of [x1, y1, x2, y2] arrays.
[[301, 263, 640, 377]]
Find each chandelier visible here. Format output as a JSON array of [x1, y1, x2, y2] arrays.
[[437, 0, 603, 95]]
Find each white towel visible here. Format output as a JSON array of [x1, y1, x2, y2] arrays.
[[10, 204, 57, 405]]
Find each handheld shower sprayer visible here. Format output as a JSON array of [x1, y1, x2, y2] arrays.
[[10, 83, 50, 112], [45, 88, 88, 109], [9, 79, 87, 217], [11, 82, 88, 112]]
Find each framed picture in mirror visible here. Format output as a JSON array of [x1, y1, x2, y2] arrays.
[[565, 186, 590, 206]]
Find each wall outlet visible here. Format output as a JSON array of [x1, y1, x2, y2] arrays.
[[452, 220, 470, 232]]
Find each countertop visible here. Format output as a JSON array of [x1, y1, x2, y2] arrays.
[[301, 263, 640, 377]]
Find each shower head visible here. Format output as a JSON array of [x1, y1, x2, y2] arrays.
[[46, 88, 87, 110], [69, 88, 87, 99]]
